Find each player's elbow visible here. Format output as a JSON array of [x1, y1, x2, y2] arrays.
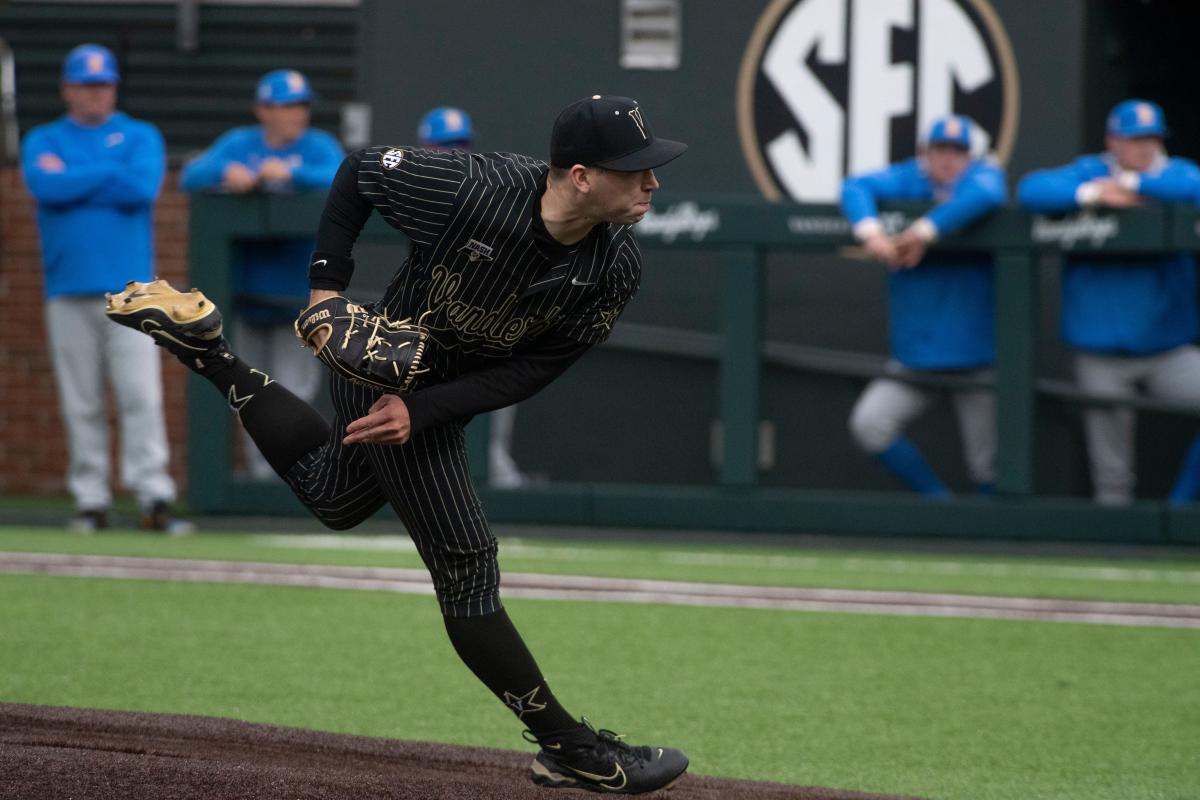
[[1015, 176, 1050, 211]]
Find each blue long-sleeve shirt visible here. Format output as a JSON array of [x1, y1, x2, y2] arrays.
[[1018, 153, 1200, 355], [841, 157, 1008, 370], [180, 126, 344, 321], [21, 112, 164, 298]]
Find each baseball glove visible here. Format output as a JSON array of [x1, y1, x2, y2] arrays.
[[295, 296, 430, 393]]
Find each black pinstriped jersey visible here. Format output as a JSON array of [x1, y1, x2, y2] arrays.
[[354, 146, 641, 383]]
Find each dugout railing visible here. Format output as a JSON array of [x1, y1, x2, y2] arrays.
[[186, 194, 1200, 544]]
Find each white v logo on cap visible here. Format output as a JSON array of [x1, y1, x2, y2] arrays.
[[628, 108, 647, 140]]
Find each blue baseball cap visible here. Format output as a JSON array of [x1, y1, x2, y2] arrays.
[[1107, 100, 1167, 138], [418, 107, 474, 146], [62, 44, 119, 84], [256, 69, 313, 105], [925, 115, 972, 149]]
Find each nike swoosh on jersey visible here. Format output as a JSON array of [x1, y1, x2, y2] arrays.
[[312, 259, 328, 268], [570, 277, 596, 286]]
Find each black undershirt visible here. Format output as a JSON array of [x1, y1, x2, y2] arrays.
[[311, 151, 591, 435]]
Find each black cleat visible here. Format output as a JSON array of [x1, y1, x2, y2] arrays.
[[139, 500, 195, 537], [527, 721, 688, 795], [105, 279, 225, 360]]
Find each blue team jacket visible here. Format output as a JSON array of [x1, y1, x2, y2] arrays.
[[21, 112, 164, 298], [841, 157, 1007, 370], [180, 126, 343, 321], [1017, 153, 1200, 355]]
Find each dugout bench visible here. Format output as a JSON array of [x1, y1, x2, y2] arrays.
[[186, 193, 1200, 544]]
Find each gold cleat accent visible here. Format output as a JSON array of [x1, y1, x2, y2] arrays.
[[106, 279, 218, 326], [105, 279, 224, 355]]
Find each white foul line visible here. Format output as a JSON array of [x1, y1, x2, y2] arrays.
[[252, 534, 1200, 586], [1, 552, 1199, 629]]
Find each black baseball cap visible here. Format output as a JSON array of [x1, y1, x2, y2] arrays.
[[550, 94, 687, 171]]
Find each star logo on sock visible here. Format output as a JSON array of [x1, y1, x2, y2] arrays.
[[227, 386, 254, 415], [503, 686, 547, 719], [250, 368, 275, 387]]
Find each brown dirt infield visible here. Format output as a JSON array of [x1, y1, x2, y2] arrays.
[[0, 703, 924, 800]]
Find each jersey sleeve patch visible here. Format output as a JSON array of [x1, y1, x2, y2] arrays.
[[381, 148, 405, 170]]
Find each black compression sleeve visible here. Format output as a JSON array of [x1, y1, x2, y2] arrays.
[[309, 150, 374, 290], [403, 334, 591, 436]]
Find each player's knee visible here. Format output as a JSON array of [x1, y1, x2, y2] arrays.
[[431, 544, 501, 617], [848, 405, 896, 453], [315, 513, 360, 532]]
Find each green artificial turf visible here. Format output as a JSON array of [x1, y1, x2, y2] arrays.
[[0, 526, 1197, 604], [1, 573, 1196, 800]]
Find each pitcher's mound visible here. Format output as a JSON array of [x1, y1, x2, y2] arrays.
[[0, 703, 922, 799]]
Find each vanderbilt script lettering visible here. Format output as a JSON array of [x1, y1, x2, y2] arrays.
[[427, 265, 559, 348]]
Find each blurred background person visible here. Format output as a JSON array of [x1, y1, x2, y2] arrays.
[[841, 116, 1008, 497], [1018, 100, 1200, 505], [180, 69, 343, 479], [417, 105, 532, 489], [20, 43, 189, 533]]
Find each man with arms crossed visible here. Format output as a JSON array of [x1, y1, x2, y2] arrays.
[[22, 43, 189, 533]]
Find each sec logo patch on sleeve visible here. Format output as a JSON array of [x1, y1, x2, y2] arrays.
[[381, 148, 405, 170]]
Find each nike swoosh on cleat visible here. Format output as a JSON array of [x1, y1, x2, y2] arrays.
[[313, 259, 328, 268], [563, 762, 627, 790]]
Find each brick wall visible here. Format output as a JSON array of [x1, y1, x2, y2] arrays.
[[0, 166, 192, 497]]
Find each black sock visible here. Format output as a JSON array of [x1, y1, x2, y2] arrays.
[[199, 349, 331, 476], [443, 610, 583, 737]]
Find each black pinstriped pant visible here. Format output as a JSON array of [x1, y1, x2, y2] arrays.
[[283, 374, 502, 618]]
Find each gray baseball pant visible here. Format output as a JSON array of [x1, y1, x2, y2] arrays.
[[45, 296, 176, 511], [849, 362, 996, 485], [1075, 345, 1200, 505]]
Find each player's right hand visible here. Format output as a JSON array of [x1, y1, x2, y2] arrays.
[[222, 162, 258, 193], [343, 394, 412, 446], [1093, 179, 1144, 208], [862, 233, 900, 266], [258, 157, 293, 182]]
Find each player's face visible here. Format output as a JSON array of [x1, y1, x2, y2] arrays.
[[255, 102, 311, 145], [588, 167, 660, 224], [61, 82, 117, 126], [924, 144, 971, 185], [1107, 135, 1163, 172]]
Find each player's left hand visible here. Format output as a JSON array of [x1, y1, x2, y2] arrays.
[[891, 229, 928, 269], [258, 157, 293, 182], [344, 394, 412, 446]]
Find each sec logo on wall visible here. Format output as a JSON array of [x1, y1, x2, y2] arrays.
[[738, 0, 1020, 202]]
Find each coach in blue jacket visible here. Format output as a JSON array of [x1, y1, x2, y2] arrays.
[[1018, 100, 1200, 505], [181, 69, 343, 479], [21, 44, 188, 532], [841, 116, 1007, 496]]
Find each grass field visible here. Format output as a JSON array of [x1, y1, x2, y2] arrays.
[[2, 525, 1198, 800]]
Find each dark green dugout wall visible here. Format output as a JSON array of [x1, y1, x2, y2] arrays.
[[358, 0, 1090, 190], [347, 0, 1200, 511]]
